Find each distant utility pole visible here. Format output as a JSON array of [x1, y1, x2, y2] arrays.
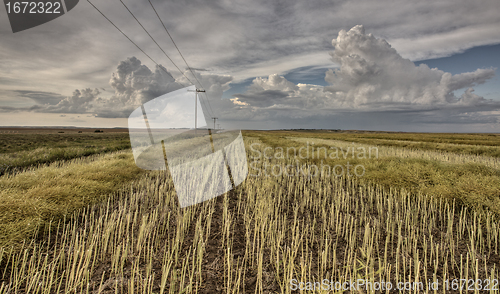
[[211, 117, 218, 130], [187, 88, 206, 134], [217, 124, 220, 130]]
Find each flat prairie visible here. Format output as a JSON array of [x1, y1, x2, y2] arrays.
[[0, 129, 499, 293]]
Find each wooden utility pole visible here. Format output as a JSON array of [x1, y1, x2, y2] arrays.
[[187, 88, 206, 134], [211, 117, 218, 130]]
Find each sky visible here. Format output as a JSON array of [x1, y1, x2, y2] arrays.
[[0, 0, 499, 132]]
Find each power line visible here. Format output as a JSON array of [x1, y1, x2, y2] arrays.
[[200, 91, 215, 118], [87, 0, 214, 121], [147, 0, 203, 88], [87, 0, 217, 120], [148, 0, 216, 117], [119, 0, 215, 119], [118, 0, 195, 87], [86, 0, 167, 77]]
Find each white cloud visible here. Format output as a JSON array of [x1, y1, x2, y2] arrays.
[[388, 23, 500, 61], [234, 25, 497, 112], [14, 57, 237, 119], [44, 88, 101, 113], [109, 56, 183, 105], [11, 26, 497, 131], [1, 0, 500, 98], [227, 25, 500, 130], [457, 88, 487, 106], [325, 25, 496, 107], [102, 57, 236, 118]]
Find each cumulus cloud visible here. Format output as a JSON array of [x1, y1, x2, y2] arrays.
[[324, 25, 496, 108], [234, 89, 290, 108], [12, 57, 237, 118], [43, 88, 101, 113], [234, 25, 498, 113], [1, 0, 500, 106], [108, 57, 183, 106], [224, 25, 500, 130], [175, 69, 236, 120], [178, 70, 233, 100], [89, 57, 186, 118], [4, 26, 499, 131], [104, 57, 239, 120], [230, 74, 333, 114]]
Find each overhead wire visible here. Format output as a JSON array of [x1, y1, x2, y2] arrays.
[[87, 0, 216, 119], [86, 0, 167, 76], [147, 0, 216, 117], [117, 0, 195, 86], [120, 0, 215, 119]]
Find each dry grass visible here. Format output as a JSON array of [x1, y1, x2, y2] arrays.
[[287, 137, 500, 170], [248, 131, 500, 217], [271, 130, 500, 158], [0, 133, 131, 176], [0, 151, 144, 249], [0, 135, 499, 293]]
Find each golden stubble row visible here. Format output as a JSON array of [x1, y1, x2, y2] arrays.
[[0, 137, 499, 293], [289, 137, 500, 170]]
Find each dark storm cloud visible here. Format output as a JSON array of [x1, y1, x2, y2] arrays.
[[13, 90, 65, 105], [1, 0, 500, 131], [232, 90, 290, 107], [4, 56, 235, 119], [0, 105, 41, 112], [3, 0, 499, 92]]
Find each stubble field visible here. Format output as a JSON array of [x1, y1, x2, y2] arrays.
[[0, 129, 499, 293]]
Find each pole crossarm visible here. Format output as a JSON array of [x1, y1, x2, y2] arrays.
[[211, 117, 218, 130], [187, 89, 207, 133]]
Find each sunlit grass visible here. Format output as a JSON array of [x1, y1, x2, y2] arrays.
[[266, 130, 500, 158], [0, 137, 498, 293], [0, 133, 131, 175], [1, 131, 499, 293], [0, 151, 144, 248], [248, 131, 500, 217]]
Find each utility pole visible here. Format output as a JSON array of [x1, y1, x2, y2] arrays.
[[217, 123, 220, 131], [187, 88, 205, 134], [211, 117, 218, 130]]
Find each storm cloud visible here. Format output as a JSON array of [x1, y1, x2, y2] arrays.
[[10, 56, 236, 119], [225, 25, 500, 129], [233, 25, 498, 113]]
